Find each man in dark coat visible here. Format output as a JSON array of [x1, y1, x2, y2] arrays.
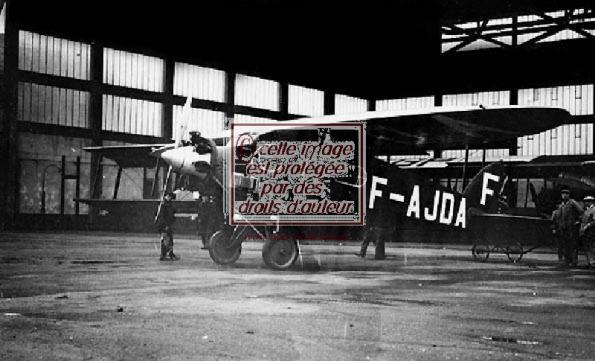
[[196, 165, 224, 250], [156, 191, 179, 261], [579, 195, 595, 268], [553, 188, 583, 266]]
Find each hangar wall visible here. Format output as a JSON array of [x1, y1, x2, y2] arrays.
[[1, 4, 376, 229], [1, 3, 594, 230]]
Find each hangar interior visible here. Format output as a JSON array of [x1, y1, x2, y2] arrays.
[[1, 0, 594, 233]]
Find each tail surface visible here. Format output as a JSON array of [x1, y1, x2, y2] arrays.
[[463, 162, 507, 213]]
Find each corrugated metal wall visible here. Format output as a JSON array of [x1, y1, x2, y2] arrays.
[[18, 30, 91, 80], [288, 85, 324, 117], [18, 82, 90, 128], [517, 84, 594, 155], [235, 74, 279, 111], [173, 62, 226, 102], [441, 148, 510, 159], [375, 96, 435, 111], [173, 105, 225, 138], [334, 94, 368, 114], [518, 85, 593, 116], [103, 48, 164, 92], [442, 90, 510, 107], [232, 114, 274, 124], [102, 95, 162, 136]]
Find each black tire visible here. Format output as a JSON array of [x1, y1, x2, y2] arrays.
[[471, 243, 491, 262], [506, 242, 523, 263], [262, 239, 299, 270], [208, 230, 242, 265]]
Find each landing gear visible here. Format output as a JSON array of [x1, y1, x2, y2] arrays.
[[208, 227, 243, 265], [262, 239, 299, 270], [206, 224, 300, 270], [261, 227, 299, 271], [506, 242, 524, 263], [471, 243, 491, 262]]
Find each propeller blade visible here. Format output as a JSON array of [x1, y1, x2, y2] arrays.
[[154, 166, 174, 224], [174, 97, 192, 148]]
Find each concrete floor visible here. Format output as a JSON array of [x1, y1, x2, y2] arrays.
[[0, 232, 594, 361]]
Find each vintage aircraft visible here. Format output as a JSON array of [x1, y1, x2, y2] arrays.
[[84, 104, 571, 269]]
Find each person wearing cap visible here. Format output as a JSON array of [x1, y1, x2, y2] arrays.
[[156, 191, 179, 261], [553, 188, 583, 266], [579, 195, 595, 267], [195, 163, 224, 250]]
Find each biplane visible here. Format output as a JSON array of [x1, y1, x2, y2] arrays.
[[83, 104, 572, 269]]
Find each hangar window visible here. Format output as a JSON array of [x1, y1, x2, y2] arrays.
[[235, 74, 280, 111], [0, 4, 4, 33], [232, 114, 274, 124], [18, 31, 91, 80], [532, 89, 540, 102], [575, 86, 583, 99], [443, 91, 510, 107], [173, 106, 225, 139], [102, 95, 162, 137], [173, 62, 226, 102], [519, 84, 593, 116], [375, 96, 435, 111], [288, 85, 324, 117], [471, 93, 479, 105], [551, 87, 559, 101], [103, 48, 164, 92], [0, 5, 4, 72], [575, 124, 582, 138], [17, 82, 90, 128], [334, 94, 367, 114], [442, 8, 595, 53]]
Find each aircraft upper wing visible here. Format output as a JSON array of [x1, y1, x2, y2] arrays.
[[83, 144, 172, 168], [83, 106, 570, 167], [236, 105, 570, 155]]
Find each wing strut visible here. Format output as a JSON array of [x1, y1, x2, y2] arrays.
[[462, 143, 470, 190]]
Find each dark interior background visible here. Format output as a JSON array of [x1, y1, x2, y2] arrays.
[[11, 0, 595, 98]]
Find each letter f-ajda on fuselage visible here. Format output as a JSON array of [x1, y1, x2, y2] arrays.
[[367, 162, 504, 229]]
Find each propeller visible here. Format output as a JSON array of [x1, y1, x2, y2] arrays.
[[154, 97, 192, 224]]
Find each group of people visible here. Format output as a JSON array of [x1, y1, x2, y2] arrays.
[[552, 188, 595, 268]]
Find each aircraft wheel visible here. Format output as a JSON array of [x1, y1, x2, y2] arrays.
[[262, 238, 298, 271], [506, 242, 523, 263], [471, 244, 491, 262], [208, 230, 242, 265]]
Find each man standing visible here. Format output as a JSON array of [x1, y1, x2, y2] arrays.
[[196, 164, 224, 250], [579, 195, 595, 268], [354, 223, 385, 260], [553, 188, 583, 266], [156, 191, 179, 261], [551, 207, 564, 261]]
